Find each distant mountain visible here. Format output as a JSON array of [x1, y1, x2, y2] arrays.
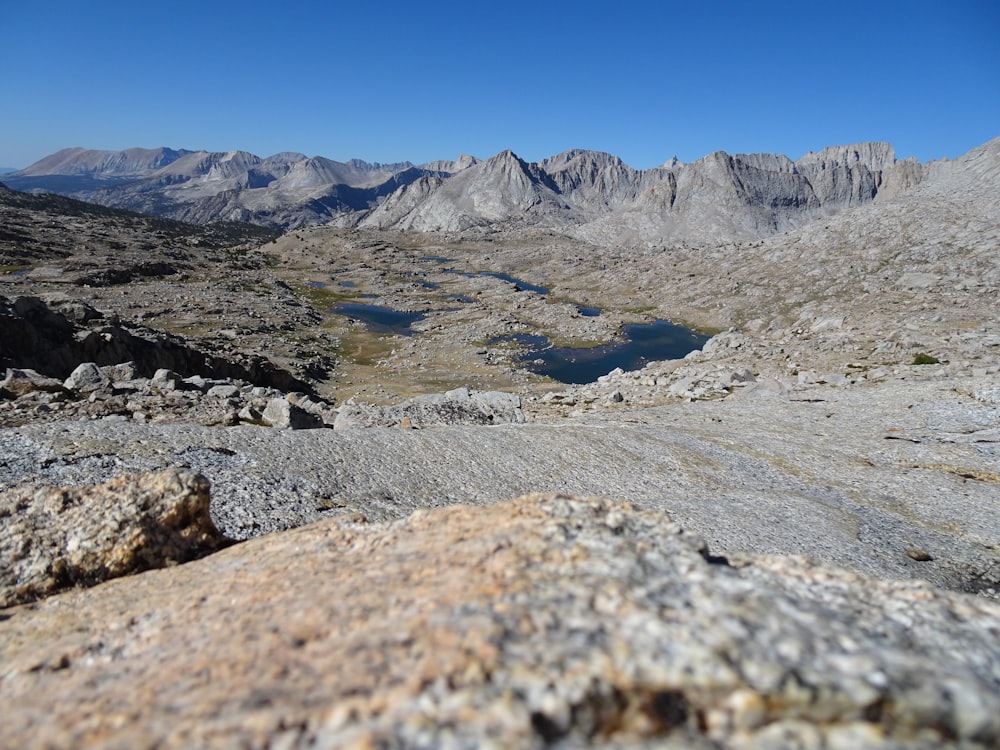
[[15, 146, 190, 176], [360, 142, 935, 244], [0, 167, 17, 175], [4, 140, 954, 241], [3, 147, 448, 229]]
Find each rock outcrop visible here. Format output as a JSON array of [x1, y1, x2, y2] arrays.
[[0, 294, 311, 394], [1, 494, 998, 748], [0, 468, 228, 607], [1, 359, 337, 429]]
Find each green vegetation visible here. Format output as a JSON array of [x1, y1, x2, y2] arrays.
[[912, 353, 940, 365], [298, 283, 361, 311]]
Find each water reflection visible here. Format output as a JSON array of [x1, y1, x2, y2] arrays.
[[494, 320, 708, 384], [332, 302, 425, 336]]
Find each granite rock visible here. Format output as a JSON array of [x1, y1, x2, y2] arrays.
[[1, 494, 998, 748], [0, 468, 229, 607], [0, 368, 68, 399]]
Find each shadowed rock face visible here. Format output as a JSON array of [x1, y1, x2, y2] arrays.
[[0, 468, 229, 607], [0, 295, 312, 394], [1, 494, 998, 748]]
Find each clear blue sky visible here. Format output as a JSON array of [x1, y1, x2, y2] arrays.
[[1, 0, 997, 170]]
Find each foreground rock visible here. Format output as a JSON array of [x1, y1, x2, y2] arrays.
[[1, 494, 998, 748], [0, 468, 229, 607]]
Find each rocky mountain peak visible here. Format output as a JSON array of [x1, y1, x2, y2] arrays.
[[795, 141, 897, 172]]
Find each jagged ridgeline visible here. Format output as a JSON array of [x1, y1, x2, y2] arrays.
[[4, 141, 933, 240]]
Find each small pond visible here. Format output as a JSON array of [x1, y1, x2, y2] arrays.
[[438, 267, 549, 294], [332, 302, 425, 336], [480, 272, 549, 295], [494, 320, 710, 384]]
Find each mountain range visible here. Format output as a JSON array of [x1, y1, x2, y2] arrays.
[[1, 140, 963, 243]]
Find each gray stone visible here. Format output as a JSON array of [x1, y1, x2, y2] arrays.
[[207, 384, 240, 399], [99, 361, 138, 382], [150, 368, 183, 392], [0, 368, 67, 398], [262, 397, 324, 430], [182, 375, 210, 391], [63, 362, 110, 393], [334, 388, 524, 430], [821, 372, 850, 386]]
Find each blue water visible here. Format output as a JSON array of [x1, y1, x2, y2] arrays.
[[494, 320, 709, 384], [435, 265, 548, 295], [307, 281, 326, 288], [480, 272, 549, 295], [407, 273, 440, 289], [332, 302, 425, 336], [577, 306, 602, 317]]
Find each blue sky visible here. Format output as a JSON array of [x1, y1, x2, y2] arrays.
[[1, 0, 997, 169]]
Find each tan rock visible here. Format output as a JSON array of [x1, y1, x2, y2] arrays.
[[0, 468, 229, 607], [1, 494, 998, 748]]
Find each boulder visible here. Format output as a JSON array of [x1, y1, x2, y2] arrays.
[[0, 468, 229, 607], [1, 495, 997, 748], [262, 397, 325, 430], [150, 368, 183, 392], [0, 368, 68, 398], [99, 361, 139, 382], [63, 362, 110, 393]]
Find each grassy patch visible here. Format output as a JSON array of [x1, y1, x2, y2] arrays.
[[912, 352, 940, 365], [337, 331, 397, 367], [298, 282, 362, 311]]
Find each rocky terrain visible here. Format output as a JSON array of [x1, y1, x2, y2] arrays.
[[0, 134, 998, 747]]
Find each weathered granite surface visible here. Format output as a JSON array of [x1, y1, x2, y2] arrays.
[[0, 468, 229, 607], [2, 494, 998, 748], [333, 386, 524, 429], [4, 374, 996, 596]]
